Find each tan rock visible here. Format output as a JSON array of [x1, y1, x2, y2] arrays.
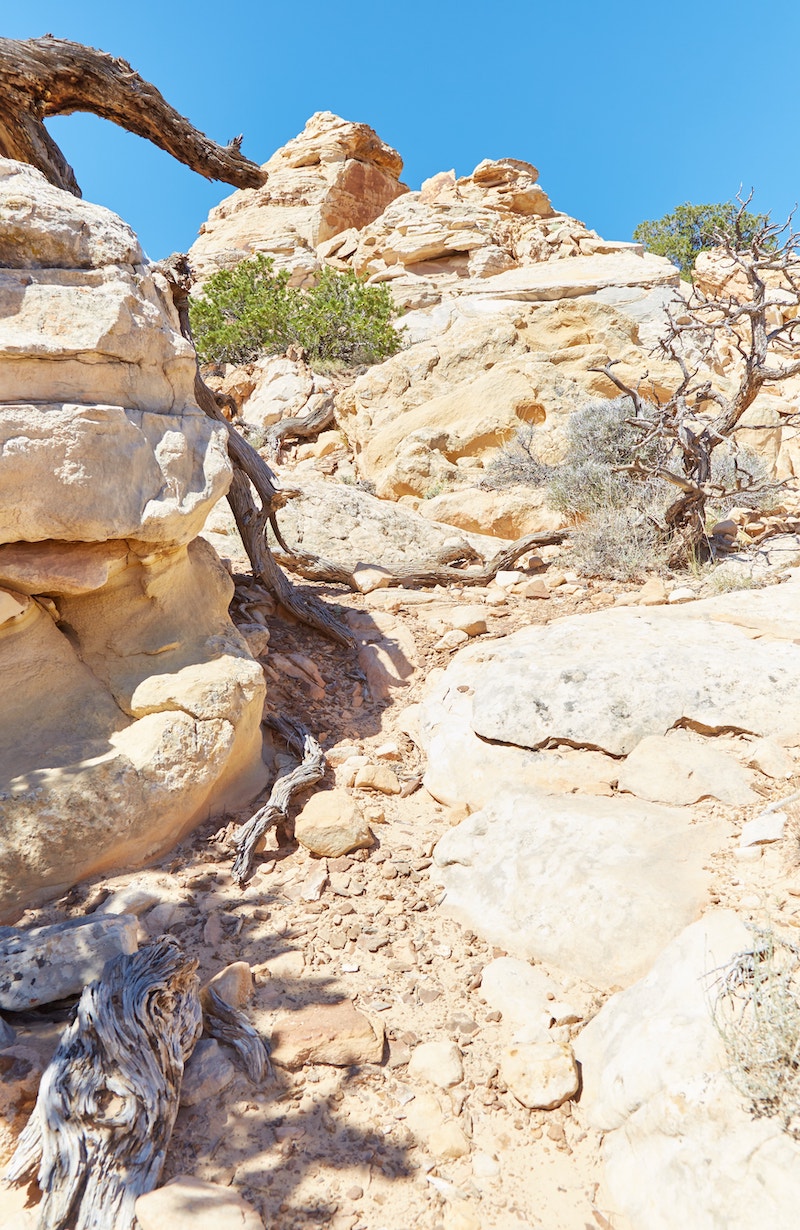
[[352, 564, 392, 594], [202, 961, 254, 1010], [617, 733, 758, 806], [435, 629, 470, 652], [637, 576, 668, 605], [269, 999, 384, 1068], [0, 538, 266, 920], [445, 605, 488, 636], [353, 764, 402, 795], [514, 578, 550, 600], [746, 737, 795, 779], [189, 112, 407, 286], [428, 1121, 471, 1159], [407, 1040, 464, 1088], [337, 297, 678, 503], [422, 486, 565, 539], [0, 540, 129, 596], [500, 1040, 579, 1110], [294, 789, 373, 857], [0, 588, 26, 625], [136, 1176, 264, 1230]]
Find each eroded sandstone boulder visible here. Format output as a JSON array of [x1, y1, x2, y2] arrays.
[[189, 112, 407, 287], [0, 161, 266, 919]]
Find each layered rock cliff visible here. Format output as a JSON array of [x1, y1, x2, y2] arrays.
[[0, 160, 266, 919]]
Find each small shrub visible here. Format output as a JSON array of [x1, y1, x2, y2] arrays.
[[481, 425, 555, 490], [548, 396, 669, 517], [633, 201, 772, 279], [712, 927, 800, 1136], [569, 502, 671, 581], [189, 255, 401, 368]]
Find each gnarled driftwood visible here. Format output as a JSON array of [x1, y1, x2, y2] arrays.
[[0, 36, 266, 196], [3, 939, 202, 1230]]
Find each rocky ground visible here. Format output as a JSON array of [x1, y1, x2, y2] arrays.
[[5, 527, 800, 1230]]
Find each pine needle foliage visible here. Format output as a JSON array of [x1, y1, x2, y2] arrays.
[[189, 256, 401, 368]]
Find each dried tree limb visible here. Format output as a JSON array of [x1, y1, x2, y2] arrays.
[[0, 36, 266, 196], [264, 391, 335, 461], [271, 527, 570, 589], [159, 254, 353, 647], [232, 716, 326, 885], [3, 939, 202, 1230], [202, 986, 270, 1082]]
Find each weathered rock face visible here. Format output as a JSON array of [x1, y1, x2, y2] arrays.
[[336, 294, 678, 501], [421, 577, 800, 987], [575, 913, 800, 1230], [189, 112, 407, 287], [0, 160, 266, 920]]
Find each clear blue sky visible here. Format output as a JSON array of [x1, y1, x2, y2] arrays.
[[6, 1, 799, 260]]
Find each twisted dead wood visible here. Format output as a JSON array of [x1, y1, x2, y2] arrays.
[[0, 36, 266, 196], [3, 939, 202, 1230], [232, 715, 326, 885], [159, 254, 353, 647], [264, 391, 335, 461], [271, 526, 570, 589], [202, 985, 270, 1082]]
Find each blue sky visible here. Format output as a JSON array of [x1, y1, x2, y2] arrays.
[[5, 1, 799, 260]]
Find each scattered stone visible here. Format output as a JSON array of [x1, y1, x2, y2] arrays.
[[480, 957, 581, 1032], [352, 564, 392, 594], [434, 629, 470, 651], [136, 1176, 264, 1230], [636, 577, 668, 605], [96, 884, 163, 916], [500, 1040, 580, 1109], [429, 1120, 471, 1159], [494, 570, 524, 589], [0, 914, 138, 1011], [375, 740, 401, 760], [514, 578, 550, 600], [299, 860, 329, 900], [746, 738, 795, 779], [353, 764, 401, 795], [180, 1038, 235, 1107], [407, 1040, 464, 1088], [446, 606, 488, 636], [294, 789, 373, 857], [617, 733, 758, 806], [269, 999, 384, 1068], [739, 810, 787, 847], [667, 586, 697, 604], [202, 961, 253, 1010]]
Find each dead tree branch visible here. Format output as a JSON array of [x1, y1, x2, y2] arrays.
[[232, 715, 326, 885], [0, 36, 266, 196], [3, 940, 202, 1230], [159, 254, 353, 647]]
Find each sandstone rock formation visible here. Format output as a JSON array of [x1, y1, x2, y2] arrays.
[[0, 160, 266, 920], [189, 112, 407, 288]]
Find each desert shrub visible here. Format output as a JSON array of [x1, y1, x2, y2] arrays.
[[189, 256, 401, 368], [712, 927, 800, 1136], [569, 500, 672, 581], [481, 424, 555, 490], [547, 395, 669, 517]]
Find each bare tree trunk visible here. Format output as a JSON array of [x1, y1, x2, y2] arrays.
[[3, 940, 203, 1230], [0, 36, 266, 196]]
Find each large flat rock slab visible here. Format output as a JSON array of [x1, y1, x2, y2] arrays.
[[273, 479, 510, 571], [575, 913, 800, 1229], [432, 789, 722, 987], [458, 249, 679, 302], [461, 603, 800, 756]]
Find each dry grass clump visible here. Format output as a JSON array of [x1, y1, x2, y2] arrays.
[[712, 926, 800, 1136]]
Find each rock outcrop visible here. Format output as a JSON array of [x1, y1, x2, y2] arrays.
[[189, 112, 407, 288], [0, 160, 266, 920]]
